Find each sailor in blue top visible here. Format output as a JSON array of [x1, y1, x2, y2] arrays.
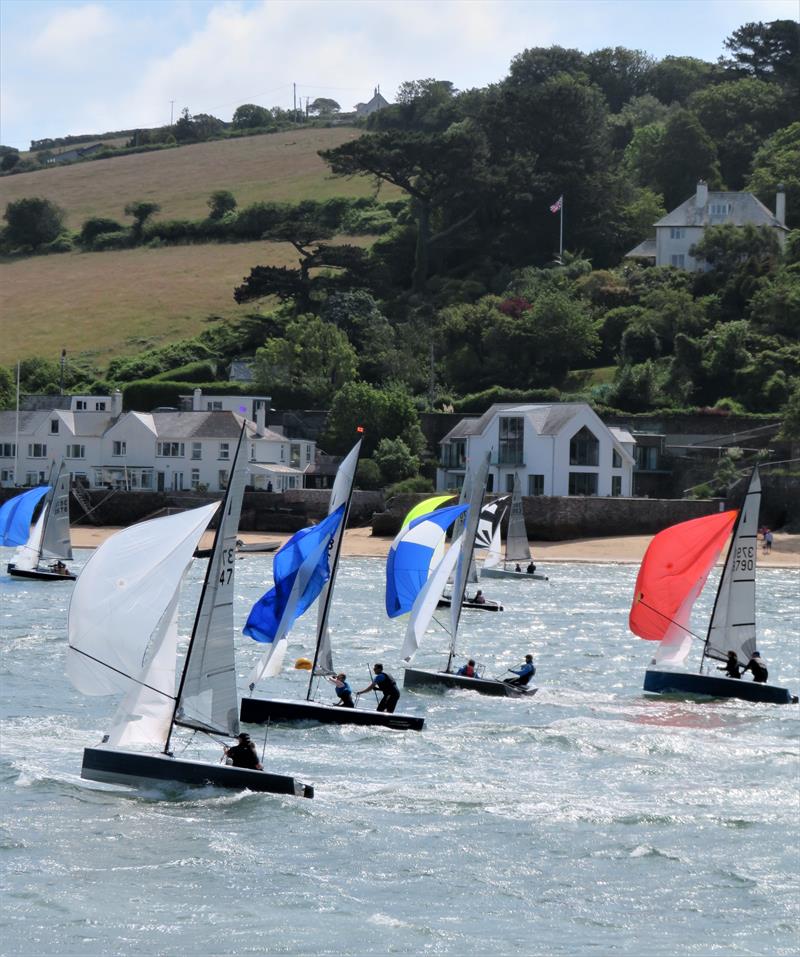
[[505, 654, 536, 686], [326, 672, 355, 707], [358, 663, 400, 713]]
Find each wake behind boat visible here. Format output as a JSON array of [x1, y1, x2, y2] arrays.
[[631, 466, 796, 706]]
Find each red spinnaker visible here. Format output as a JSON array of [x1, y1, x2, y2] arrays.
[[629, 510, 738, 641]]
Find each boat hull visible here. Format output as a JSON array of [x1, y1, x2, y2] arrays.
[[480, 566, 548, 581], [81, 747, 314, 797], [237, 541, 280, 553], [7, 563, 75, 581], [240, 696, 424, 730], [437, 597, 503, 612], [403, 667, 537, 698], [643, 669, 795, 705]]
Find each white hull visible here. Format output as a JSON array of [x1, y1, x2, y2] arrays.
[[481, 566, 548, 581]]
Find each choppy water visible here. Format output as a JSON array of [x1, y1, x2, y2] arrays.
[[1, 549, 798, 957]]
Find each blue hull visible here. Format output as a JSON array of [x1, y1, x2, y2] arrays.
[[643, 669, 795, 705]]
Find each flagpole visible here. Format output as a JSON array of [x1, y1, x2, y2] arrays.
[[559, 195, 564, 260]]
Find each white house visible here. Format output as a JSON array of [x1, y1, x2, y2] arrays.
[[627, 180, 788, 271], [437, 403, 636, 497], [0, 391, 315, 492]]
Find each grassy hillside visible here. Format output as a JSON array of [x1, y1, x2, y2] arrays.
[[0, 126, 389, 229], [0, 235, 372, 367]]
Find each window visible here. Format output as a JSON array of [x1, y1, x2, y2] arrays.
[[50, 419, 59, 434], [441, 440, 466, 468], [28, 443, 47, 458], [486, 473, 494, 493], [0, 443, 15, 457], [635, 446, 659, 470], [218, 442, 230, 460], [305, 444, 312, 465], [528, 474, 544, 496], [612, 476, 622, 497], [26, 471, 43, 485], [191, 468, 200, 490], [156, 442, 184, 457], [140, 472, 153, 489], [218, 469, 229, 490], [569, 427, 598, 466], [669, 227, 685, 239], [569, 472, 598, 496], [95, 401, 106, 411], [612, 449, 622, 469], [498, 417, 524, 465], [172, 472, 184, 491], [75, 400, 87, 411], [206, 401, 223, 411], [112, 441, 127, 456], [66, 444, 85, 459], [1, 468, 14, 483], [710, 203, 732, 217], [290, 443, 301, 468], [505, 473, 515, 493], [191, 442, 202, 460], [670, 254, 685, 267]]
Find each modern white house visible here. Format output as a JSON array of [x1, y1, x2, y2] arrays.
[[0, 390, 315, 492], [626, 181, 788, 271], [437, 403, 636, 497]]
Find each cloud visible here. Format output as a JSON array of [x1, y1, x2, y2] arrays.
[[30, 3, 115, 66]]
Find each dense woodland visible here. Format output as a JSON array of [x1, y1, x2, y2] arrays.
[[1, 19, 799, 487]]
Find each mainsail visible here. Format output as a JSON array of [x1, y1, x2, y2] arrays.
[[504, 474, 531, 564], [40, 463, 73, 561]]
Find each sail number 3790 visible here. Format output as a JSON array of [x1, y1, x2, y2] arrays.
[[733, 544, 755, 572]]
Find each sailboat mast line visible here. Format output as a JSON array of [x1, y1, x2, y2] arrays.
[[68, 645, 177, 701], [636, 598, 706, 645]]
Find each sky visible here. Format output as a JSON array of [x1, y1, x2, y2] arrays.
[[1, 0, 797, 150]]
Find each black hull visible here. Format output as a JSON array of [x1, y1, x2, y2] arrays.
[[437, 597, 503, 612], [643, 669, 796, 705], [240, 696, 424, 731], [403, 667, 536, 698], [7, 563, 75, 581], [81, 747, 314, 797]]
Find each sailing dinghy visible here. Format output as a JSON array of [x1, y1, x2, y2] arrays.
[[6, 462, 75, 581], [631, 467, 796, 705], [402, 454, 537, 697], [241, 439, 425, 731], [481, 475, 547, 581], [67, 427, 313, 797]]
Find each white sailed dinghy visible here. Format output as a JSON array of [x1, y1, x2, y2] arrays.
[[481, 474, 547, 581], [7, 461, 75, 581], [67, 427, 313, 797]]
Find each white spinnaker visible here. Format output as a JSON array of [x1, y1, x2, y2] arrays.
[[40, 464, 72, 561], [705, 468, 760, 663], [67, 504, 219, 697], [11, 507, 46, 572], [401, 535, 464, 663], [483, 522, 503, 571], [313, 439, 360, 675]]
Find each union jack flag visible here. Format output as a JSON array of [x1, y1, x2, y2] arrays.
[[550, 195, 563, 213]]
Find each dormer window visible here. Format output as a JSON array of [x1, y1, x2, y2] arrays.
[[50, 419, 59, 434]]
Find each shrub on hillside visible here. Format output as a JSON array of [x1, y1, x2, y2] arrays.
[[90, 230, 133, 251], [454, 386, 561, 413], [3, 197, 65, 249], [149, 360, 217, 383], [79, 216, 125, 247]]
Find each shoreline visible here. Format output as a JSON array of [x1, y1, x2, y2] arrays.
[[68, 525, 800, 568]]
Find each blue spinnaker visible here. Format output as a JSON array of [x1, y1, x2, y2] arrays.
[[243, 504, 345, 643], [385, 503, 468, 618], [0, 486, 50, 547]]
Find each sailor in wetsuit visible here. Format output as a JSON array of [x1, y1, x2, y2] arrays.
[[741, 651, 769, 683], [457, 659, 478, 678], [327, 672, 355, 707], [505, 654, 536, 686], [224, 733, 263, 770], [358, 663, 400, 713], [718, 651, 742, 678]]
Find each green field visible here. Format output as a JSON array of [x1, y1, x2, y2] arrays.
[[0, 127, 393, 368]]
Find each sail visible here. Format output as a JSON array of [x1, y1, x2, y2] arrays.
[[474, 497, 509, 549], [313, 439, 361, 675], [483, 522, 504, 570], [385, 503, 468, 617], [449, 453, 491, 656], [401, 535, 464, 663], [629, 510, 738, 661], [0, 485, 49, 546], [705, 468, 761, 664], [176, 431, 247, 737], [10, 507, 47, 572], [504, 475, 531, 563], [40, 463, 73, 561], [402, 494, 455, 530], [67, 504, 219, 700]]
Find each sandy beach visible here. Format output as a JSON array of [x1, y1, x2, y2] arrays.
[[69, 525, 800, 567]]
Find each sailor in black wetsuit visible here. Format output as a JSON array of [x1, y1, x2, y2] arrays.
[[358, 663, 400, 713], [741, 651, 768, 683], [718, 651, 742, 679], [224, 733, 263, 769]]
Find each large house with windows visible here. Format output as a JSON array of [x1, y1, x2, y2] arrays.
[[437, 403, 636, 497], [626, 180, 788, 271], [0, 391, 315, 492]]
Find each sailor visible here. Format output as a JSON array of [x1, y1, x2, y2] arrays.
[[457, 659, 478, 678], [718, 651, 742, 679], [326, 672, 355, 707], [52, 560, 68, 575], [358, 663, 400, 713], [741, 651, 769, 683], [224, 732, 263, 770], [505, 654, 536, 686], [526, 561, 536, 574], [472, 590, 487, 605], [515, 564, 522, 573]]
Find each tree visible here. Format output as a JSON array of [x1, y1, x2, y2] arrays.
[[1, 152, 20, 172], [124, 200, 161, 239], [0, 365, 13, 410], [778, 380, 800, 439], [323, 381, 425, 457], [647, 55, 715, 104], [747, 122, 800, 230], [308, 98, 340, 116], [3, 197, 65, 249], [653, 109, 720, 208], [232, 103, 272, 129], [79, 216, 125, 247], [748, 265, 800, 338], [721, 19, 800, 94], [191, 113, 224, 140], [320, 291, 400, 383], [207, 190, 237, 220], [585, 46, 654, 112], [373, 437, 420, 484]]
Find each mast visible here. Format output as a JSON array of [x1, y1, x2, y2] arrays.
[[306, 436, 362, 699], [163, 423, 246, 754], [13, 361, 20, 486]]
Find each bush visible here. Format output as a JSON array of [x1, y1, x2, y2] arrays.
[[90, 230, 133, 251], [150, 360, 217, 382], [356, 458, 382, 490], [454, 386, 561, 413], [385, 476, 434, 496], [4, 197, 65, 249], [79, 216, 124, 247], [374, 437, 419, 484], [340, 204, 396, 235], [39, 235, 73, 254]]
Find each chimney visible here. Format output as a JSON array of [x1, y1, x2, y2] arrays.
[[111, 390, 122, 417], [193, 387, 202, 411], [696, 180, 708, 207], [256, 403, 266, 435], [776, 183, 786, 226]]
